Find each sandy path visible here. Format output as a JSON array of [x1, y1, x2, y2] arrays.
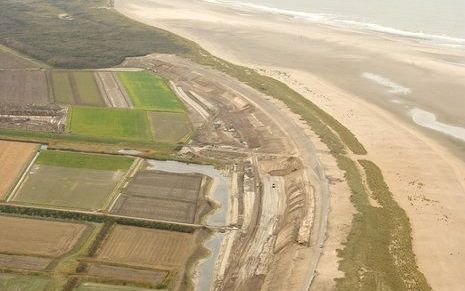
[[116, 1, 465, 290]]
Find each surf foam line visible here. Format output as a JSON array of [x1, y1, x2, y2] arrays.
[[362, 72, 411, 95], [409, 107, 465, 142], [202, 0, 465, 47]]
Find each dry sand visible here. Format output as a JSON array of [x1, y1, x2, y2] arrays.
[[116, 0, 465, 289]]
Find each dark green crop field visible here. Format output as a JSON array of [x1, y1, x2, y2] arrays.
[[0, 0, 191, 68]]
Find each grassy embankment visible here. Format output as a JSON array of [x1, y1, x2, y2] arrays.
[[0, 0, 430, 289]]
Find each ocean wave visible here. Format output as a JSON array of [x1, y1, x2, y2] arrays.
[[362, 73, 412, 95], [202, 0, 465, 47]]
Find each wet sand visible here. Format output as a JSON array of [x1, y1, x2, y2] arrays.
[[116, 0, 465, 289]]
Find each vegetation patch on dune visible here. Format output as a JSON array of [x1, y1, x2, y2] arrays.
[[334, 160, 430, 290]]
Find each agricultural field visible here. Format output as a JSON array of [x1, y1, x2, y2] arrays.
[[149, 111, 192, 143], [0, 215, 87, 259], [0, 253, 52, 271], [117, 71, 185, 112], [50, 71, 105, 106], [0, 274, 49, 291], [0, 71, 49, 105], [0, 141, 38, 199], [97, 225, 195, 270], [0, 46, 42, 69], [87, 263, 167, 287], [111, 170, 204, 223], [68, 106, 153, 142], [76, 282, 156, 291], [12, 150, 134, 211], [96, 72, 132, 108]]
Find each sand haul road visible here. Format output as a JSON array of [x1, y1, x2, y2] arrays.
[[155, 56, 331, 289], [218, 74, 330, 289]]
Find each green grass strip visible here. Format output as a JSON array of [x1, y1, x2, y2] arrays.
[[36, 150, 134, 171]]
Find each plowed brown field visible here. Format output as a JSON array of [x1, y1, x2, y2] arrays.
[[0, 216, 87, 257], [111, 170, 203, 223], [0, 141, 38, 199], [87, 263, 167, 286], [97, 225, 195, 270], [0, 71, 49, 105]]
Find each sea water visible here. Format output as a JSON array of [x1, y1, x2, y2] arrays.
[[206, 0, 465, 46]]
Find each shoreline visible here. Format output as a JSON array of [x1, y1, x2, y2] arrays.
[[199, 0, 465, 48], [115, 0, 465, 289]]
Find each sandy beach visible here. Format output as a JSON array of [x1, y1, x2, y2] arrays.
[[116, 0, 465, 289]]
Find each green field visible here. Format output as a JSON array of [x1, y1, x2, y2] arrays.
[[36, 150, 134, 171], [0, 274, 49, 291], [149, 111, 192, 143], [118, 71, 185, 112], [51, 71, 105, 106], [69, 106, 153, 142]]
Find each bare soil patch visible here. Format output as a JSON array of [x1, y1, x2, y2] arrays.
[[0, 253, 52, 271], [0, 215, 87, 257], [87, 263, 167, 286], [97, 225, 196, 269], [0, 140, 38, 199], [111, 170, 208, 223], [0, 71, 49, 105], [112, 195, 197, 223]]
